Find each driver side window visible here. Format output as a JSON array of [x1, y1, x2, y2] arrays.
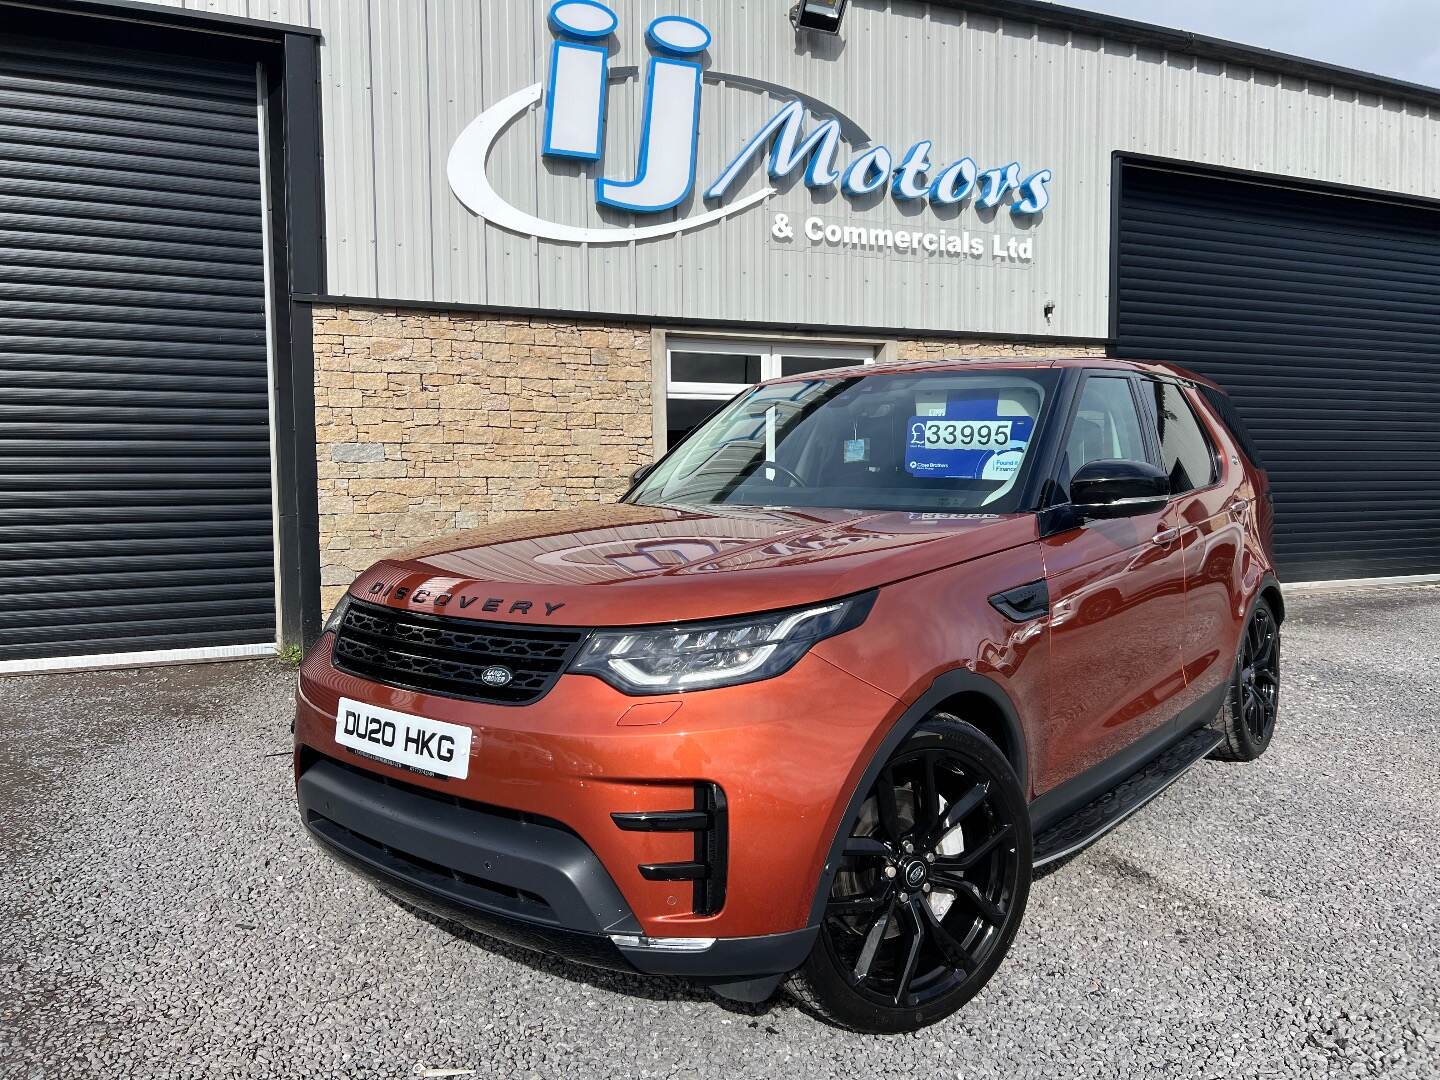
[[1059, 377, 1148, 500]]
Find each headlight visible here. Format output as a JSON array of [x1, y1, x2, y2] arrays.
[[569, 592, 875, 695], [322, 593, 353, 636]]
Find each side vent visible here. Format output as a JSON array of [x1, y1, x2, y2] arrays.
[[988, 580, 1050, 623], [613, 782, 728, 916]]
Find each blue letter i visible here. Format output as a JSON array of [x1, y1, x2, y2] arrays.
[[596, 16, 712, 214], [543, 1, 617, 161]]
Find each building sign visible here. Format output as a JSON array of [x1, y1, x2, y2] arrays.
[[776, 212, 1037, 264], [447, 1, 1052, 245]]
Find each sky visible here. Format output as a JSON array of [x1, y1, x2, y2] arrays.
[[1048, 0, 1440, 89]]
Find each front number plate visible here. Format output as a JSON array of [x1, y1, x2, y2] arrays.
[[334, 697, 472, 780]]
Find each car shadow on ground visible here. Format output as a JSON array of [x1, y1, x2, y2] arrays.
[[382, 844, 1096, 992], [383, 892, 795, 1025], [387, 861, 1088, 1028]]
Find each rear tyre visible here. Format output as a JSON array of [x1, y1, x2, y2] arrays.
[[1210, 597, 1281, 762], [789, 715, 1031, 1033]]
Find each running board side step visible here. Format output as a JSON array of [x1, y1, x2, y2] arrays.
[[1031, 727, 1223, 867]]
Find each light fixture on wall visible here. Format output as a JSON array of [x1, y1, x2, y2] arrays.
[[790, 0, 849, 34]]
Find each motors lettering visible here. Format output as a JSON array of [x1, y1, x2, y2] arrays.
[[367, 581, 565, 617], [342, 708, 456, 764]]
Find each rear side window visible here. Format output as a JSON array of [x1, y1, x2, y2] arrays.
[[1199, 385, 1265, 468], [1146, 381, 1218, 494]]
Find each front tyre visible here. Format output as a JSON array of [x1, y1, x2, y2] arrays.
[[789, 716, 1031, 1033], [1210, 597, 1281, 762]]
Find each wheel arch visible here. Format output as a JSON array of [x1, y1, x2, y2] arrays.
[[928, 689, 1026, 783], [803, 669, 1029, 927], [1259, 575, 1285, 624]]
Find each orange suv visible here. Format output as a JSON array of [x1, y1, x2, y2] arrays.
[[294, 357, 1281, 1032]]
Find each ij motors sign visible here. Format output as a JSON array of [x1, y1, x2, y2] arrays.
[[447, 1, 1053, 246]]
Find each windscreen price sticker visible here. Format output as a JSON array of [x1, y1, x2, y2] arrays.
[[917, 420, 1013, 450]]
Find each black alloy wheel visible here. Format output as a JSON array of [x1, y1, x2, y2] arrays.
[[790, 716, 1031, 1033], [1211, 596, 1281, 762]]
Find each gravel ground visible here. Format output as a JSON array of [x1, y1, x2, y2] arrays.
[[2, 587, 1437, 1080]]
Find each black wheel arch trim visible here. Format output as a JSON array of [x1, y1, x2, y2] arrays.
[[804, 668, 1029, 928], [1256, 572, 1284, 624]]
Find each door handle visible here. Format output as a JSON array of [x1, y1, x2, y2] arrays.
[[1227, 498, 1250, 519], [1151, 527, 1181, 546]]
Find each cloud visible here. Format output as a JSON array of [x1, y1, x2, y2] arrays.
[[1046, 0, 1440, 88]]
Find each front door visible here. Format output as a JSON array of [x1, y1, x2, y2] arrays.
[[1036, 373, 1189, 794]]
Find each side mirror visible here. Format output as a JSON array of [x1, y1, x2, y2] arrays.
[[630, 462, 658, 486], [1070, 459, 1170, 519]]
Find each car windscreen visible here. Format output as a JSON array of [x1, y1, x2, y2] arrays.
[[629, 369, 1060, 513]]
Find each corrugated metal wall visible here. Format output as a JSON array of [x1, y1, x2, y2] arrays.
[[143, 0, 1440, 342]]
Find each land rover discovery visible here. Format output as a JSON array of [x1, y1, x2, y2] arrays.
[[294, 356, 1281, 1033]]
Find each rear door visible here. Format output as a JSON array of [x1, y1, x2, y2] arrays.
[[1036, 372, 1189, 793], [1138, 378, 1249, 717]]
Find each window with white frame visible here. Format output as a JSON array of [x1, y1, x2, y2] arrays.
[[664, 338, 876, 448]]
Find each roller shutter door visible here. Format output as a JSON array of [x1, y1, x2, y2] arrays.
[[0, 34, 275, 664], [1115, 162, 1440, 582]]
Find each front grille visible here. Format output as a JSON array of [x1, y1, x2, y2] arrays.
[[332, 599, 587, 705]]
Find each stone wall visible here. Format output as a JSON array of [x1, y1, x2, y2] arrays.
[[311, 304, 1101, 610], [312, 305, 653, 610], [894, 338, 1103, 362]]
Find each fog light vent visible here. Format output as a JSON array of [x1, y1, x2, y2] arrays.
[[614, 782, 728, 916]]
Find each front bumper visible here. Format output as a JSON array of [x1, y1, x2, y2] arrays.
[[298, 753, 815, 980], [294, 632, 901, 975]]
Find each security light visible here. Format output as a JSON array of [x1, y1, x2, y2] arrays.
[[791, 0, 849, 34]]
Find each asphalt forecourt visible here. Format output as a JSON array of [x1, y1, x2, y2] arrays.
[[1, 587, 1436, 1079]]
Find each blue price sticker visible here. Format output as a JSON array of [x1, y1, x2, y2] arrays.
[[904, 400, 1034, 480]]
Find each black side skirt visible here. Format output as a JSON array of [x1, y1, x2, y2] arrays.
[[1028, 681, 1229, 864]]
